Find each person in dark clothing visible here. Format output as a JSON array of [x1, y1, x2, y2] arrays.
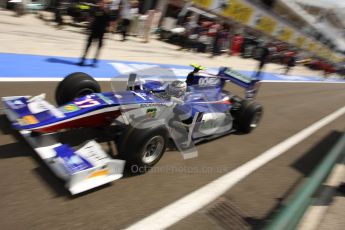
[[54, 0, 64, 27], [337, 182, 345, 194], [211, 25, 222, 57], [78, 0, 110, 66], [284, 53, 296, 75], [254, 45, 270, 80], [121, 18, 131, 40], [251, 45, 269, 98], [186, 64, 206, 86]]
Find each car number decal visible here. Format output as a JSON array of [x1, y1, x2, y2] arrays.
[[75, 98, 101, 108], [198, 77, 219, 87]]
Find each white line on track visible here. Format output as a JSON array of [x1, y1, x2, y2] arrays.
[[126, 106, 345, 230]]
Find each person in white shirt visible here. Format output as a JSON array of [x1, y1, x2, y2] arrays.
[[120, 0, 138, 41]]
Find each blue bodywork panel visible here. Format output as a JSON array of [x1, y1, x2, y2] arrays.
[[54, 144, 93, 174], [4, 67, 253, 132], [4, 91, 167, 131]]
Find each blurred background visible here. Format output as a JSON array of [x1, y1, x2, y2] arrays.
[[1, 0, 345, 77]]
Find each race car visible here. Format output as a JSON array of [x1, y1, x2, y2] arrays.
[[1, 66, 263, 194]]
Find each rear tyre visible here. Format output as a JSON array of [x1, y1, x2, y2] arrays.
[[117, 124, 168, 174], [55, 72, 101, 106], [235, 100, 263, 134]]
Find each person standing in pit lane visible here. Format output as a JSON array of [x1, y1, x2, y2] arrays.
[[120, 0, 138, 41], [54, 0, 64, 28], [251, 42, 270, 97], [254, 43, 270, 80], [78, 0, 110, 67], [283, 51, 296, 75], [109, 0, 121, 34]]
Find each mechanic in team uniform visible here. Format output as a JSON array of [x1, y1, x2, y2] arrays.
[[254, 44, 270, 79], [186, 64, 206, 86], [283, 52, 296, 75], [79, 0, 110, 66]]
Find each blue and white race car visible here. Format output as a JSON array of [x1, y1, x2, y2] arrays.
[[1, 66, 263, 194]]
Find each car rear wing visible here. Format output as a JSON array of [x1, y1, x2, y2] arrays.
[[218, 67, 260, 99], [2, 96, 125, 195]]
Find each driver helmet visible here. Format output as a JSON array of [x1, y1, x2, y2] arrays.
[[167, 80, 187, 98]]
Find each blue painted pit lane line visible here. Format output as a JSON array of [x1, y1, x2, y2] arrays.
[[0, 52, 344, 83], [0, 53, 118, 79]]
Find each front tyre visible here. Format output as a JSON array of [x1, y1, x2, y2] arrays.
[[117, 125, 168, 174], [55, 72, 101, 106]]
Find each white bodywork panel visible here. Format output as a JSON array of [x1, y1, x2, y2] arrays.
[[2, 96, 125, 195]]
